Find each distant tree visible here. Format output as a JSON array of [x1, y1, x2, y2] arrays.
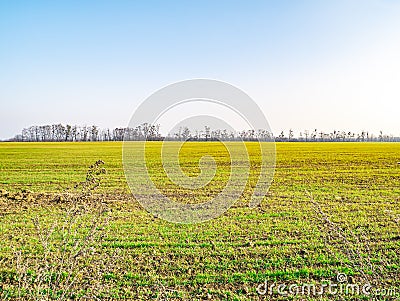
[[304, 130, 309, 142], [311, 129, 317, 141], [204, 126, 210, 141], [379, 131, 383, 142], [91, 125, 99, 141], [288, 129, 294, 141]]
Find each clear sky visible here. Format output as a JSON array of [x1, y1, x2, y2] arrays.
[[1, 0, 399, 139]]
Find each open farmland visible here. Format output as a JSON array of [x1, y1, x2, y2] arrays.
[[0, 142, 399, 300]]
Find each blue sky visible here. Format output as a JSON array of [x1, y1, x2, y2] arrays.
[[1, 0, 399, 139]]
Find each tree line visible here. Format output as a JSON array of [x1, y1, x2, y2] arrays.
[[11, 124, 161, 142], [276, 129, 399, 142], [7, 124, 399, 142]]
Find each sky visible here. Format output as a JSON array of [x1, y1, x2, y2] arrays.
[[1, 0, 400, 139]]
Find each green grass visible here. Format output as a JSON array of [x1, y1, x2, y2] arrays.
[[0, 142, 399, 300]]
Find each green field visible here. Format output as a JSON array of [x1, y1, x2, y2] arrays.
[[0, 142, 399, 300]]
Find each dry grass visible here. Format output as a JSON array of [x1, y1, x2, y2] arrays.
[[1, 161, 115, 300]]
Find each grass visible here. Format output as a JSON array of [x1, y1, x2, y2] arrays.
[[0, 142, 399, 300]]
